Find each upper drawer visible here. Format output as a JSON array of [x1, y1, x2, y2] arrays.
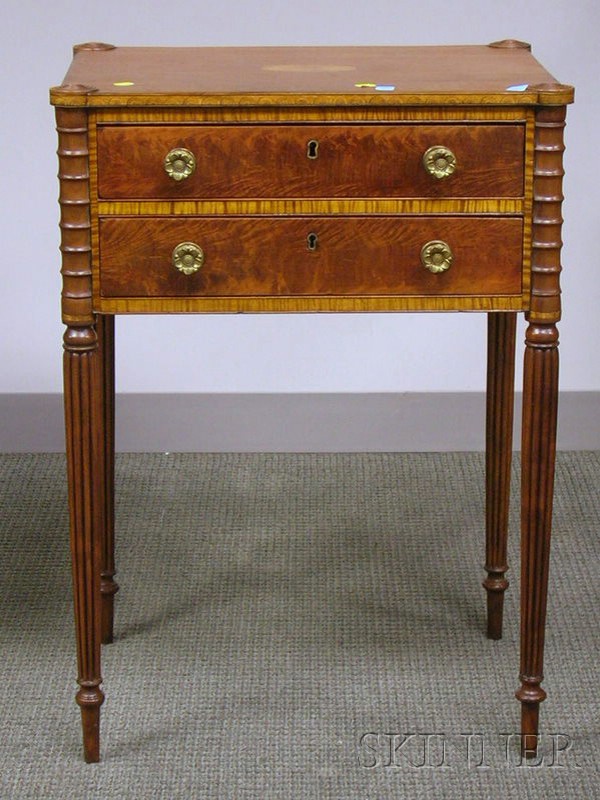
[[96, 124, 525, 200]]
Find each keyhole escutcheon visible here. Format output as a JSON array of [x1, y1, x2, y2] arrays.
[[307, 139, 319, 159], [307, 232, 319, 251]]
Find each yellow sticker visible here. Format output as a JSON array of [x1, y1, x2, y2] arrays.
[[355, 82, 377, 88], [113, 81, 135, 87]]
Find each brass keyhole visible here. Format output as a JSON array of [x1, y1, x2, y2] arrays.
[[307, 139, 319, 159], [307, 232, 319, 251]]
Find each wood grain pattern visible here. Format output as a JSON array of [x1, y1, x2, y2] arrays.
[[484, 312, 516, 640], [94, 107, 532, 124], [55, 90, 568, 109], [97, 199, 525, 216], [94, 294, 528, 314], [97, 124, 525, 200], [516, 103, 565, 759], [98, 216, 523, 299]]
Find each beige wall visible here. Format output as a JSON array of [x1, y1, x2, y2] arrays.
[[0, 1, 593, 395]]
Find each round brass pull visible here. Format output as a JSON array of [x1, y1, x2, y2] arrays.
[[422, 145, 457, 180], [172, 242, 204, 275], [164, 147, 196, 181], [421, 240, 453, 274]]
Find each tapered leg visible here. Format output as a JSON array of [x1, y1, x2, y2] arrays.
[[517, 323, 558, 757], [483, 312, 516, 639], [97, 315, 118, 644], [515, 101, 567, 758], [64, 325, 105, 763]]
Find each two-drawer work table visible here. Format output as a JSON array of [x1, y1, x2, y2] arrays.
[[50, 42, 574, 762]]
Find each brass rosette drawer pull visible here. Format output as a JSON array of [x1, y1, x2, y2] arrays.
[[421, 240, 453, 273], [164, 147, 196, 181], [422, 145, 457, 179], [172, 242, 204, 275]]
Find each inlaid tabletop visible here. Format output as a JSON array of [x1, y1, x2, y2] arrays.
[[52, 43, 571, 106]]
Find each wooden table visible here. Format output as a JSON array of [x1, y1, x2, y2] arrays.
[[50, 42, 574, 763]]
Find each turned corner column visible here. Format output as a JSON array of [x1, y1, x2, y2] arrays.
[[54, 83, 104, 762], [516, 97, 570, 758]]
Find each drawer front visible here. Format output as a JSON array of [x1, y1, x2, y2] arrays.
[[96, 125, 525, 200], [99, 216, 523, 298]]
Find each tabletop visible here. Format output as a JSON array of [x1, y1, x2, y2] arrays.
[[51, 42, 572, 107]]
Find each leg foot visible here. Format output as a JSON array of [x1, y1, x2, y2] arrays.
[[485, 584, 507, 640], [517, 681, 547, 759], [77, 684, 105, 763]]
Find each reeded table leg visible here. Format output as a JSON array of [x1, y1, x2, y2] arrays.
[[518, 321, 558, 758], [97, 314, 118, 644], [484, 312, 516, 639], [516, 102, 566, 759], [64, 325, 105, 763]]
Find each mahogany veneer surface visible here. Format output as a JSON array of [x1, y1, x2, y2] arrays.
[[99, 216, 523, 298], [97, 124, 525, 200]]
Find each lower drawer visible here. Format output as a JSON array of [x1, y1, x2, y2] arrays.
[[98, 216, 523, 298]]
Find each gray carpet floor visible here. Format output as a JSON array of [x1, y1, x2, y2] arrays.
[[1, 452, 598, 799]]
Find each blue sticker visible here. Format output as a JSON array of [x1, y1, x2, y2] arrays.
[[375, 84, 395, 92], [506, 83, 529, 92]]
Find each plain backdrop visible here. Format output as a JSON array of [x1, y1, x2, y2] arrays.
[[0, 0, 596, 395]]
